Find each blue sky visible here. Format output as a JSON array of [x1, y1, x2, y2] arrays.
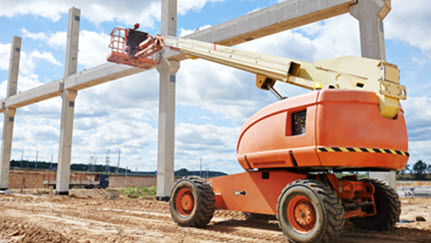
[[0, 0, 430, 174]]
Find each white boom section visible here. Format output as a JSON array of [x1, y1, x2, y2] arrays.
[[161, 36, 406, 118]]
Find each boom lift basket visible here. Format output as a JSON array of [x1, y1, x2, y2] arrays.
[[107, 27, 158, 69]]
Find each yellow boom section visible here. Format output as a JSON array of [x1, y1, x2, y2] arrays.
[[107, 30, 407, 119], [162, 36, 406, 119]]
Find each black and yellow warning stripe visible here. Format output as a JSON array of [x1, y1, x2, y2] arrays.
[[317, 147, 409, 157]]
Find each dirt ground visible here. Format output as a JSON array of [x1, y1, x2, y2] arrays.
[[397, 181, 431, 187], [0, 191, 430, 243]]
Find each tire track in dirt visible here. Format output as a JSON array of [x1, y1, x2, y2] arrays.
[[0, 193, 430, 242]]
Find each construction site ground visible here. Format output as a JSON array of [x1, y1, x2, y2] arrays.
[[1, 184, 431, 243]]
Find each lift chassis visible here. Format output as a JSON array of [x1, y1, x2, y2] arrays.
[[108, 27, 406, 243]]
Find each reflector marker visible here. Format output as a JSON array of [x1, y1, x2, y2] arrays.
[[317, 147, 409, 157]]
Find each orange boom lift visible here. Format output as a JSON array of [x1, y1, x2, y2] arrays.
[[107, 26, 408, 243]]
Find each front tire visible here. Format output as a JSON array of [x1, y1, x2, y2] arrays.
[[169, 176, 215, 228], [277, 179, 344, 243], [350, 178, 401, 230]]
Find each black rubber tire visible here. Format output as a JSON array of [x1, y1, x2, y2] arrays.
[[277, 179, 345, 243], [350, 178, 401, 230], [243, 212, 276, 221], [169, 176, 215, 228]]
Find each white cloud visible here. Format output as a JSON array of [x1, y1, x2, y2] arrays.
[[0, 46, 36, 75], [175, 14, 360, 124], [180, 25, 211, 37], [21, 28, 66, 49], [296, 14, 360, 59], [175, 123, 241, 172], [0, 0, 66, 22], [1, 40, 62, 76], [30, 50, 62, 66], [21, 28, 48, 41], [1, 0, 226, 27], [247, 7, 261, 14], [403, 96, 431, 132], [0, 43, 10, 71], [177, 58, 274, 125], [77, 30, 111, 67], [401, 96, 431, 165], [47, 31, 67, 49], [178, 0, 225, 15], [0, 0, 159, 26], [386, 0, 431, 52], [21, 28, 109, 68]]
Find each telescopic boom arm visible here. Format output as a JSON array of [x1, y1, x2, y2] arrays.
[[107, 29, 406, 119]]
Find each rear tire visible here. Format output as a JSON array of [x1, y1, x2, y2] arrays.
[[277, 179, 344, 243], [169, 176, 215, 228], [350, 178, 401, 230]]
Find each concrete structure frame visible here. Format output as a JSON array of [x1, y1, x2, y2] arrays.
[[0, 0, 396, 196]]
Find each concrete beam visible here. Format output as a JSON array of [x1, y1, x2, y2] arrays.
[[182, 0, 356, 46], [156, 0, 178, 201], [0, 63, 144, 113], [6, 80, 63, 109], [0, 36, 21, 190], [56, 7, 80, 195], [64, 63, 143, 90]]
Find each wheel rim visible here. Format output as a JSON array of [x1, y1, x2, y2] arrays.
[[287, 195, 316, 233], [175, 187, 195, 217]]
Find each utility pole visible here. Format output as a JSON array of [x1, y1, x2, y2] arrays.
[[199, 153, 202, 177], [94, 156, 98, 172], [116, 149, 121, 173], [105, 150, 110, 173], [34, 145, 38, 168], [88, 155, 93, 172], [19, 144, 24, 168], [50, 152, 53, 169], [125, 166, 128, 188]]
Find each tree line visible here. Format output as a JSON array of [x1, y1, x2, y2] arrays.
[[9, 160, 228, 178], [397, 160, 431, 180]]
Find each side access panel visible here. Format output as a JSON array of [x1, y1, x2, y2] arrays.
[[237, 92, 321, 170], [208, 171, 306, 215]]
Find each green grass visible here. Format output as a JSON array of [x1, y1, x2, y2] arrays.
[[120, 186, 157, 199]]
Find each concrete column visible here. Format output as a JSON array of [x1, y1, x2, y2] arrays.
[[56, 90, 77, 194], [156, 0, 178, 201], [0, 36, 21, 190], [350, 0, 390, 60], [0, 108, 16, 190], [56, 7, 80, 195], [64, 7, 80, 76], [351, 0, 397, 189], [156, 57, 179, 201], [161, 0, 177, 37]]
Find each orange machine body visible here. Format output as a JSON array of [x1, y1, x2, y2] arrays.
[[208, 170, 377, 217], [237, 89, 409, 171], [209, 171, 306, 215]]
